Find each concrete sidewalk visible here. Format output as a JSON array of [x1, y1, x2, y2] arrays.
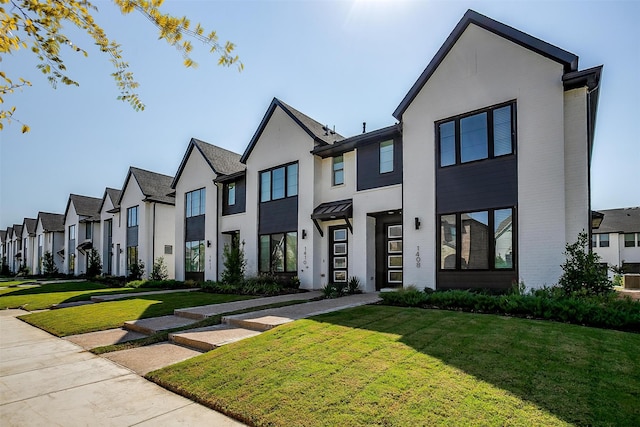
[[0, 310, 244, 426]]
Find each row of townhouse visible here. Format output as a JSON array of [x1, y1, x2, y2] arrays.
[[592, 207, 640, 278], [1, 10, 606, 292]]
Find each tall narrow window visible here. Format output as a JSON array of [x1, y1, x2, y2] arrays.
[[287, 163, 298, 196], [260, 171, 271, 202], [461, 211, 489, 269], [86, 223, 92, 239], [380, 140, 394, 173], [599, 233, 610, 248], [228, 182, 236, 206], [69, 225, 76, 240], [333, 155, 344, 186], [493, 105, 513, 156], [185, 241, 205, 272], [272, 168, 285, 200], [259, 232, 298, 273], [625, 233, 636, 247], [440, 214, 457, 269], [439, 121, 456, 167], [494, 209, 513, 269]]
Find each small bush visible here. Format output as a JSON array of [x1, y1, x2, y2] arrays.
[[348, 276, 362, 294], [322, 282, 347, 299], [42, 251, 58, 276], [220, 240, 246, 287], [126, 279, 191, 289], [201, 275, 286, 296], [128, 259, 145, 281], [86, 249, 102, 277], [559, 231, 612, 296], [95, 275, 127, 287]]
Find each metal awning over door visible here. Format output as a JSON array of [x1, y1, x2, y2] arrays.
[[310, 199, 353, 237]]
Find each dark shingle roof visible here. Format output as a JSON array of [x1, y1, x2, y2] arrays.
[[240, 98, 344, 163], [99, 187, 122, 213], [128, 167, 175, 205], [593, 207, 640, 234], [5, 227, 13, 241], [38, 212, 65, 232], [69, 194, 102, 221], [23, 218, 37, 235], [0, 230, 6, 243], [12, 224, 22, 239], [171, 139, 244, 188]]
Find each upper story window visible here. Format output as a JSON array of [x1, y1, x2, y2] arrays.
[[333, 155, 344, 186], [598, 233, 609, 247], [438, 102, 515, 167], [260, 163, 298, 202], [38, 235, 43, 247], [86, 223, 92, 239], [127, 206, 138, 227], [69, 224, 75, 240], [379, 140, 394, 173], [625, 233, 639, 247], [185, 188, 205, 217], [227, 183, 236, 206]]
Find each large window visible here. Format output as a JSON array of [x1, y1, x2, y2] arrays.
[[127, 246, 138, 273], [185, 188, 205, 217], [185, 240, 205, 272], [69, 224, 75, 240], [439, 208, 514, 271], [333, 155, 344, 186], [260, 163, 298, 202], [624, 233, 638, 248], [259, 232, 297, 273], [380, 140, 394, 173], [127, 206, 138, 227], [598, 233, 610, 248], [438, 102, 515, 167]]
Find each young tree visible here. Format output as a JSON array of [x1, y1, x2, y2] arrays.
[[42, 251, 58, 276], [86, 249, 102, 277], [559, 231, 612, 296], [150, 257, 168, 281], [1, 0, 242, 131], [220, 238, 245, 286]]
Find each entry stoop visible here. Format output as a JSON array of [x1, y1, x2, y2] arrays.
[[169, 325, 261, 351]]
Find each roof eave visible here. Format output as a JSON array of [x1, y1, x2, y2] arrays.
[[312, 124, 401, 158]]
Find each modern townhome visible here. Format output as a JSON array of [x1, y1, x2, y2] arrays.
[[0, 230, 6, 268], [2, 227, 12, 271], [8, 224, 23, 273], [20, 218, 37, 275], [99, 188, 123, 276], [34, 212, 65, 274], [171, 138, 245, 282], [117, 167, 175, 279], [592, 207, 640, 276], [63, 194, 102, 275]]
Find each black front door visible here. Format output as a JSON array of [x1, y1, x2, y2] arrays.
[[329, 226, 348, 284]]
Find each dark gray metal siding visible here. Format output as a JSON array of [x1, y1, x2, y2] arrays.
[[436, 155, 517, 214], [437, 270, 518, 290], [357, 137, 403, 191], [185, 215, 205, 241], [126, 226, 138, 247], [222, 177, 247, 215], [259, 197, 298, 235]]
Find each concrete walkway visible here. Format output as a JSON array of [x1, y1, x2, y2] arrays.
[[0, 310, 244, 426]]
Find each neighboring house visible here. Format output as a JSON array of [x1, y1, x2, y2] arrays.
[[0, 230, 7, 271], [592, 207, 640, 276], [63, 194, 102, 275], [20, 218, 37, 274], [34, 212, 65, 275], [3, 227, 13, 272], [117, 167, 175, 279], [9, 225, 23, 273], [99, 188, 123, 276], [171, 138, 245, 282]]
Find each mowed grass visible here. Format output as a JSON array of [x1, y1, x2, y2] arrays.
[[19, 292, 253, 336], [0, 281, 159, 310], [148, 306, 640, 427]]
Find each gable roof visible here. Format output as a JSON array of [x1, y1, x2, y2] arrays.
[[12, 224, 22, 239], [37, 212, 65, 232], [593, 207, 640, 234], [120, 167, 175, 205], [393, 9, 579, 120], [5, 227, 13, 242], [66, 194, 102, 222], [313, 124, 402, 158], [0, 230, 6, 243], [99, 187, 122, 214], [22, 218, 37, 236], [171, 138, 244, 188], [240, 98, 344, 163]]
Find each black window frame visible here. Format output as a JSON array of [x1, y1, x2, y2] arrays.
[[259, 162, 298, 203], [333, 155, 344, 186], [438, 207, 516, 272], [624, 233, 636, 248], [379, 140, 394, 174], [598, 233, 610, 248], [185, 188, 206, 218], [227, 182, 236, 206], [85, 222, 92, 239], [436, 101, 516, 168], [258, 231, 298, 273], [127, 206, 138, 228]]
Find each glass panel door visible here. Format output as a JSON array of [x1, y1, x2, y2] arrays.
[[329, 226, 348, 283], [386, 224, 403, 286]]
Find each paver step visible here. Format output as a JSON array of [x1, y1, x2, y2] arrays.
[[174, 291, 323, 320], [169, 325, 262, 351], [123, 315, 198, 335], [51, 300, 95, 309]]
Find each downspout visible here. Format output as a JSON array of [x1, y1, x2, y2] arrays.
[[215, 180, 220, 281], [586, 81, 599, 253], [152, 203, 156, 277]]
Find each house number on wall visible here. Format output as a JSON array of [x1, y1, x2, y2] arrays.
[[303, 247, 307, 266], [416, 246, 421, 268]]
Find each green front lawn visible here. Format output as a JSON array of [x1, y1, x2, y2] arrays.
[[19, 292, 253, 336], [148, 306, 640, 427], [0, 281, 159, 310]]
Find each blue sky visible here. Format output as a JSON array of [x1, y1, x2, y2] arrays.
[[1, 0, 639, 227]]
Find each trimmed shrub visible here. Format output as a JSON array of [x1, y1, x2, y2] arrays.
[[559, 231, 612, 296], [150, 257, 169, 281]]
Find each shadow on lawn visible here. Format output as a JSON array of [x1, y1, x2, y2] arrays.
[[313, 305, 640, 426]]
